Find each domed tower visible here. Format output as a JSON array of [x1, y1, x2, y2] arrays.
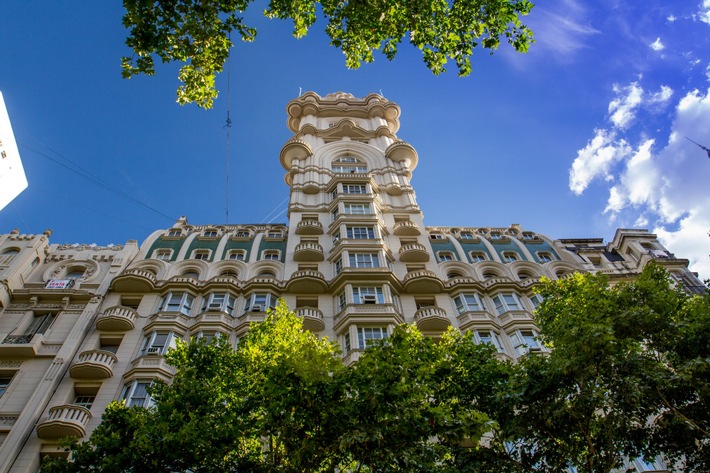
[[280, 92, 444, 360]]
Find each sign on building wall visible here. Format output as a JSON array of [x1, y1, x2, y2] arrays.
[[45, 279, 75, 289], [0, 91, 28, 211]]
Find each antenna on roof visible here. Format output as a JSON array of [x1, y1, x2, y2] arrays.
[[224, 33, 233, 225], [685, 137, 710, 159]]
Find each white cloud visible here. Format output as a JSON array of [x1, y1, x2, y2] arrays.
[[667, 15, 677, 22], [526, 0, 600, 60], [569, 129, 632, 194], [700, 0, 710, 24], [571, 87, 710, 278], [650, 37, 664, 51], [609, 82, 644, 129]]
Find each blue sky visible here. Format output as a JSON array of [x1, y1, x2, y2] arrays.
[[0, 1, 709, 278]]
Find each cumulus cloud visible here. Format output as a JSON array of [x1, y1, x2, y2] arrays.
[[650, 38, 664, 51], [609, 82, 644, 129], [667, 15, 677, 22], [569, 129, 632, 194], [649, 85, 673, 104], [700, 0, 710, 24], [571, 85, 710, 278]]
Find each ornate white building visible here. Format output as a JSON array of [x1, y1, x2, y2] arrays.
[[0, 92, 702, 472]]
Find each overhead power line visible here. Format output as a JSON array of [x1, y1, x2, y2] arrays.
[[20, 143, 176, 222]]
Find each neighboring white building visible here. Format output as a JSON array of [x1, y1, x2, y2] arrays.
[[0, 92, 702, 472], [0, 92, 28, 211]]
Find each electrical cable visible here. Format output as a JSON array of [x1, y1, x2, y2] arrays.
[[20, 143, 175, 222]]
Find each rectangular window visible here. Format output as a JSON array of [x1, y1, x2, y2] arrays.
[[343, 184, 367, 194], [349, 253, 380, 268], [510, 330, 542, 356], [74, 395, 95, 409], [262, 251, 280, 261], [334, 259, 343, 275], [166, 230, 182, 237], [203, 230, 218, 238], [538, 252, 553, 263], [453, 294, 485, 313], [460, 232, 474, 239], [24, 313, 56, 337], [346, 226, 375, 239], [344, 203, 371, 215], [438, 251, 455, 262], [352, 286, 384, 304], [0, 375, 14, 397], [469, 252, 487, 262], [141, 332, 177, 356], [343, 333, 351, 353], [122, 381, 152, 408], [502, 252, 519, 262], [161, 292, 194, 315], [154, 249, 171, 261], [336, 292, 346, 312], [475, 331, 504, 352], [203, 293, 235, 313], [493, 293, 522, 315], [357, 327, 388, 349], [244, 293, 277, 313], [228, 250, 245, 260], [193, 250, 210, 260]]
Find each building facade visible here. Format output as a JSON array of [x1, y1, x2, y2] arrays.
[[0, 92, 703, 472]]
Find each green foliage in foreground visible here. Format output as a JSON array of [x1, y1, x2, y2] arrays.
[[121, 0, 535, 108], [41, 267, 709, 472]]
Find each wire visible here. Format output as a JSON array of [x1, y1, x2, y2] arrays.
[[260, 195, 289, 223], [19, 143, 175, 222], [224, 32, 232, 225]]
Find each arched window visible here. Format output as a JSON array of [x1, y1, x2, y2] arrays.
[[331, 156, 367, 173]]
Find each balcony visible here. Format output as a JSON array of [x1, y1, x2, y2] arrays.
[[414, 306, 451, 332], [402, 269, 443, 293], [295, 220, 324, 235], [301, 181, 321, 194], [398, 243, 429, 263], [70, 349, 117, 379], [393, 220, 421, 236], [333, 303, 403, 332], [194, 310, 234, 330], [497, 311, 534, 329], [96, 305, 137, 331], [124, 354, 176, 381], [296, 307, 325, 332], [286, 269, 328, 293], [111, 268, 157, 292], [235, 309, 268, 335], [293, 242, 324, 262], [456, 311, 498, 331], [36, 405, 91, 439], [0, 333, 43, 356]]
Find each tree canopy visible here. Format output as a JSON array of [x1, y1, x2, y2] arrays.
[[41, 267, 709, 472], [121, 0, 535, 108]]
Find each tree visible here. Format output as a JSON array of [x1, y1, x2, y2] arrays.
[[122, 0, 535, 108], [507, 265, 710, 473], [41, 302, 514, 472], [42, 301, 345, 472]]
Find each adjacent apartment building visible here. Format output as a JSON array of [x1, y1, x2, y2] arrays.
[[0, 92, 703, 472]]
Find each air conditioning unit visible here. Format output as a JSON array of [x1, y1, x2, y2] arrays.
[[146, 347, 161, 355], [251, 305, 263, 312], [362, 295, 377, 304]]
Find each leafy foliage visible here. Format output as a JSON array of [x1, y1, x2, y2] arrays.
[[122, 0, 535, 107], [41, 267, 708, 472], [41, 301, 507, 472], [509, 265, 710, 473]]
